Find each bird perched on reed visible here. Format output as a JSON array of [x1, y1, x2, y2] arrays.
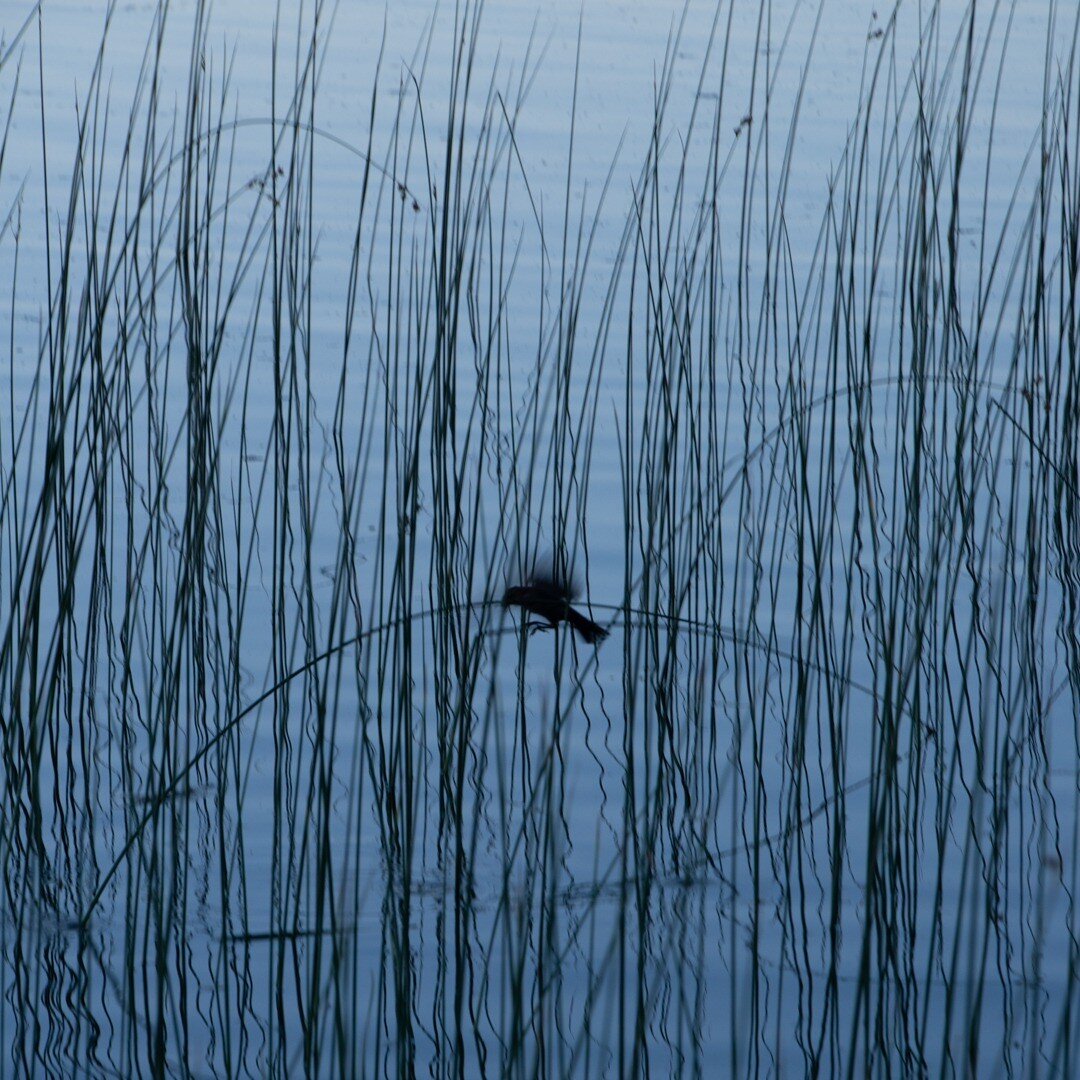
[[502, 564, 608, 644]]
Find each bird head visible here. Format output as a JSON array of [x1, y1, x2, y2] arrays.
[[502, 585, 528, 606]]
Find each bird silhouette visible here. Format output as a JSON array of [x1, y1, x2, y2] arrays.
[[502, 565, 608, 645]]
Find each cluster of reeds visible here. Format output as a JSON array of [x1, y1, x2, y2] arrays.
[[0, 0, 1077, 1075]]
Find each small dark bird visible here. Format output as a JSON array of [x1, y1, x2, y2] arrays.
[[502, 567, 608, 645]]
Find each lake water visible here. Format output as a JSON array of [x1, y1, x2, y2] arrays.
[[1, 0, 1078, 1076]]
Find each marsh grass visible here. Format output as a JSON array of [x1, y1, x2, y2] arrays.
[[0, 0, 1078, 1075]]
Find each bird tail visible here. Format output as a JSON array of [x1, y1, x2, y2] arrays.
[[568, 607, 608, 645]]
